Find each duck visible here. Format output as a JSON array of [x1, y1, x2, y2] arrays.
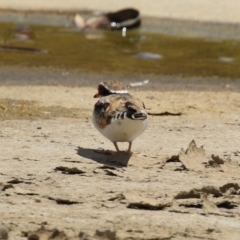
[[92, 81, 148, 153]]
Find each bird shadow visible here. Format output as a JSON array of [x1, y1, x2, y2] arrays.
[[76, 146, 132, 168]]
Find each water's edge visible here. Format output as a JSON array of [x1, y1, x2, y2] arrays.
[[1, 10, 240, 40]]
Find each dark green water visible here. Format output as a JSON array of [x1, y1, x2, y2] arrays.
[[1, 22, 240, 79]]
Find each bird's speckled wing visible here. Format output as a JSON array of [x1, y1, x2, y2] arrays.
[[93, 94, 147, 129]]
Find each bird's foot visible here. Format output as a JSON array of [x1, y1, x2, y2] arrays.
[[126, 150, 139, 154]]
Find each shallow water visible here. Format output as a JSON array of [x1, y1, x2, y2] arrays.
[[0, 18, 240, 85]]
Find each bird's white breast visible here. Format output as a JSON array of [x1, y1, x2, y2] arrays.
[[92, 113, 147, 143]]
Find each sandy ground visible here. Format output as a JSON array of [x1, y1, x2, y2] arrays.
[[0, 84, 240, 239]]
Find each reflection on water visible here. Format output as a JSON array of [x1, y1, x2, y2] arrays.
[[0, 22, 240, 79]]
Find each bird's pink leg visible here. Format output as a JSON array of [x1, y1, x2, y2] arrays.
[[113, 142, 120, 152], [127, 142, 132, 153], [127, 141, 139, 154]]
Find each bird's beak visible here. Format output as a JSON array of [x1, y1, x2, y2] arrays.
[[94, 92, 100, 98]]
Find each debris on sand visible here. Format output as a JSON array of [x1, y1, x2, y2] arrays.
[[175, 140, 240, 174], [219, 183, 240, 194], [93, 165, 123, 177], [179, 140, 207, 171], [205, 154, 240, 174], [23, 228, 67, 240], [47, 196, 80, 205], [94, 229, 117, 240], [109, 192, 171, 210], [202, 193, 220, 215], [127, 196, 171, 210], [148, 111, 182, 116], [24, 228, 117, 240], [129, 79, 149, 87], [174, 183, 240, 199], [174, 183, 240, 216], [174, 186, 222, 199], [170, 199, 190, 213], [159, 154, 185, 171], [108, 183, 240, 216], [54, 166, 86, 175]]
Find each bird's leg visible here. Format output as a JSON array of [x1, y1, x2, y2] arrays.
[[113, 142, 120, 152], [127, 142, 139, 154], [127, 142, 132, 153]]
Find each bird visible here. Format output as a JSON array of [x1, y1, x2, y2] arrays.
[[92, 81, 148, 153]]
